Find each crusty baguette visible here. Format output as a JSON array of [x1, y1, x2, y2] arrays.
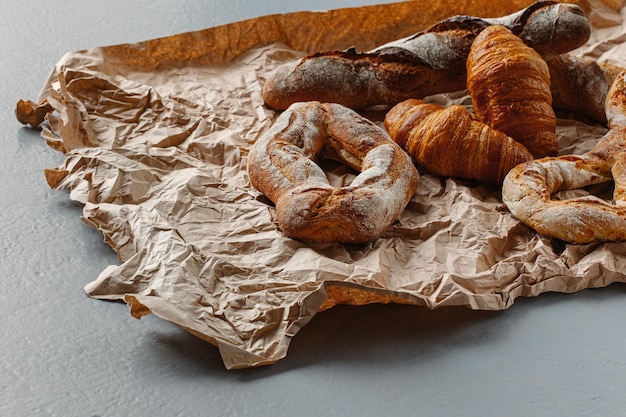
[[262, 1, 591, 111], [548, 54, 624, 124], [384, 99, 533, 184]]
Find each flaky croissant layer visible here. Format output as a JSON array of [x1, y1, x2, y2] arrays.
[[384, 98, 533, 185], [467, 24, 558, 158]]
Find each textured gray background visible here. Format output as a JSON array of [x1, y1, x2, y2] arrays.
[[2, 1, 626, 416]]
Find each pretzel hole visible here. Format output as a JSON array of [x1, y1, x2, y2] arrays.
[[551, 181, 615, 201], [317, 149, 360, 188]]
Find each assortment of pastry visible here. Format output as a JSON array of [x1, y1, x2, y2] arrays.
[[248, 0, 626, 245], [262, 1, 591, 113]]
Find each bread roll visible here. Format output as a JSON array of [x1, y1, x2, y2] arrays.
[[247, 101, 419, 244]]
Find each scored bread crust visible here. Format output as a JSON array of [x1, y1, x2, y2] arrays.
[[262, 1, 591, 112], [548, 54, 624, 124]]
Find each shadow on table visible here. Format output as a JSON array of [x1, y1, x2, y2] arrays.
[[131, 283, 626, 379]]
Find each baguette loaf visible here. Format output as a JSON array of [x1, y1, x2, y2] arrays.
[[547, 54, 624, 124], [262, 1, 591, 111]]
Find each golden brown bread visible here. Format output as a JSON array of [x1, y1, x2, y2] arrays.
[[262, 1, 591, 111], [502, 70, 626, 244], [384, 98, 533, 185], [247, 101, 419, 244], [467, 24, 558, 158]]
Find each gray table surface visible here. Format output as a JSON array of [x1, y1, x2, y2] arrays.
[[3, 1, 626, 416]]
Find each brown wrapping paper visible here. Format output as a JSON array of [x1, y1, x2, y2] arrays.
[[16, 0, 626, 369]]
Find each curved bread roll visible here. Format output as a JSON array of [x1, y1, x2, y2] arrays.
[[385, 99, 533, 185], [467, 24, 558, 158], [247, 101, 419, 244], [502, 133, 626, 243], [502, 71, 626, 244]]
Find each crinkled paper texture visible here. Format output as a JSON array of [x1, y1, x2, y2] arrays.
[[23, 0, 626, 368]]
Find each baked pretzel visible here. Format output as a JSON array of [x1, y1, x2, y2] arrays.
[[247, 101, 419, 244], [501, 71, 626, 244]]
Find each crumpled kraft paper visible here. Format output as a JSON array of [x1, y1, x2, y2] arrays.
[[16, 0, 626, 369]]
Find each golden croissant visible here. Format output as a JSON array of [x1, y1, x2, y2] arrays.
[[467, 24, 558, 158], [384, 98, 533, 185]]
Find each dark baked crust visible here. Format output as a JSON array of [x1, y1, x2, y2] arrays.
[[262, 1, 591, 111]]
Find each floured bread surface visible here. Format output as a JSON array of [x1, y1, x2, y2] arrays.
[[247, 101, 419, 244], [262, 2, 591, 111], [502, 124, 626, 244]]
